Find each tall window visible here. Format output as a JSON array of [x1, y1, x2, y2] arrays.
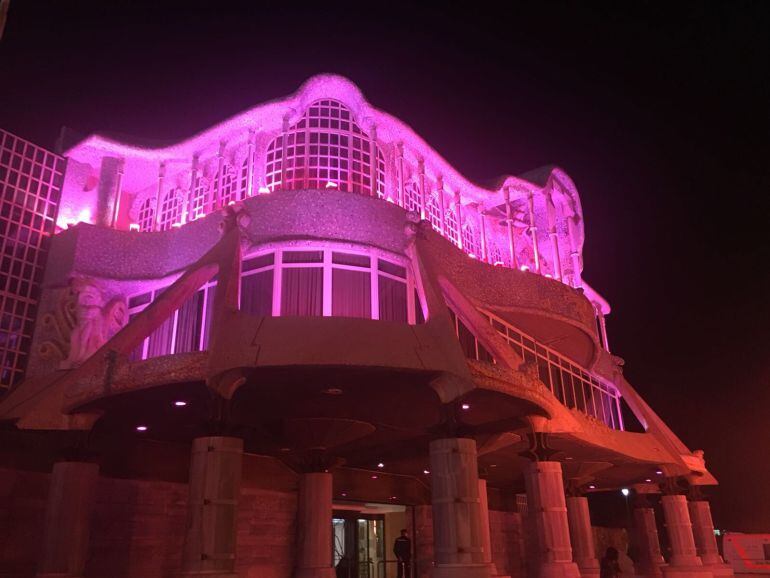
[[158, 189, 182, 231], [190, 175, 209, 221], [264, 100, 385, 197], [218, 165, 237, 206], [138, 198, 155, 232], [240, 156, 251, 199], [403, 181, 421, 213], [127, 281, 215, 361], [462, 222, 481, 258], [426, 194, 442, 232], [445, 207, 460, 247]]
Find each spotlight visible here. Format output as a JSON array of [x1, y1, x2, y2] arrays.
[[423, 469, 430, 475], [377, 462, 384, 468], [621, 488, 630, 497]]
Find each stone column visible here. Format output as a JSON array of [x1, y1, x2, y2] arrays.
[[660, 493, 712, 578], [37, 461, 99, 578], [295, 472, 335, 578], [503, 187, 518, 268], [632, 495, 665, 578], [181, 436, 243, 578], [523, 461, 581, 578], [688, 499, 733, 577], [566, 495, 600, 577], [429, 437, 492, 578]]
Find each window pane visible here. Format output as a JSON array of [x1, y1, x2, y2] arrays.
[[147, 315, 174, 358], [332, 268, 371, 318], [202, 285, 216, 349], [456, 318, 477, 359], [241, 270, 274, 316], [175, 290, 204, 353], [332, 252, 370, 267], [378, 276, 408, 323], [242, 253, 274, 272], [281, 267, 323, 316], [283, 250, 323, 263], [414, 289, 425, 324], [378, 259, 406, 278]]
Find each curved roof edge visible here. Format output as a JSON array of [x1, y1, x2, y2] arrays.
[[63, 74, 585, 209]]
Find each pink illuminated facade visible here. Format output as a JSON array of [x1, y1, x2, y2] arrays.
[[0, 76, 730, 578]]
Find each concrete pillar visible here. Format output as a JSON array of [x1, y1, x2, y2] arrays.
[[295, 472, 335, 578], [688, 501, 733, 577], [523, 461, 581, 578], [182, 436, 243, 578], [37, 461, 99, 578], [429, 437, 492, 578], [633, 506, 665, 578], [660, 494, 712, 578], [566, 496, 599, 577]]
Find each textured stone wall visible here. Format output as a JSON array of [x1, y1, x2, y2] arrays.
[[0, 467, 297, 578], [490, 509, 527, 578]]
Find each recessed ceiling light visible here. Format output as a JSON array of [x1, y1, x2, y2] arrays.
[[173, 400, 187, 407], [588, 484, 597, 489], [341, 492, 347, 497], [423, 469, 430, 475], [371, 475, 378, 479], [136, 425, 148, 432], [489, 464, 497, 468], [377, 462, 384, 468], [656, 470, 663, 475], [322, 387, 344, 396], [645, 478, 652, 482], [461, 403, 470, 410]]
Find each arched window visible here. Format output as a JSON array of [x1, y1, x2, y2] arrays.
[[137, 197, 155, 232], [240, 156, 251, 198], [190, 175, 209, 221], [488, 238, 506, 266], [445, 207, 460, 247], [462, 222, 481, 258], [158, 189, 182, 231], [264, 99, 385, 197], [218, 165, 237, 206], [426, 194, 441, 232], [403, 181, 421, 213]]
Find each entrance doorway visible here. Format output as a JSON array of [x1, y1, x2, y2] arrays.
[[332, 502, 408, 578]]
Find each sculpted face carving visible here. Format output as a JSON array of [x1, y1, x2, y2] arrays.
[[59, 278, 127, 369]]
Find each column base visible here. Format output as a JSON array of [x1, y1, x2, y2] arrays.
[[433, 562, 494, 578], [181, 570, 239, 577], [537, 562, 582, 578], [294, 567, 335, 578], [662, 565, 713, 578], [701, 564, 733, 578], [576, 558, 600, 578]]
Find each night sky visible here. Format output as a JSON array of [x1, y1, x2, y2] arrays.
[[1, 1, 768, 531]]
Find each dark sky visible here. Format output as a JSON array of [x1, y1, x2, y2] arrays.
[[1, 1, 769, 531]]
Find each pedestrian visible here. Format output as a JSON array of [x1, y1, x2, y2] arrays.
[[393, 528, 412, 578], [600, 546, 621, 578]]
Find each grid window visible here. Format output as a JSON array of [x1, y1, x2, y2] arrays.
[[426, 193, 442, 232], [218, 165, 237, 207], [0, 129, 64, 390], [240, 157, 251, 198], [190, 175, 209, 220], [445, 207, 460, 246], [403, 181, 421, 213], [158, 189, 183, 231], [264, 100, 385, 197], [462, 222, 481, 258], [137, 197, 155, 232]]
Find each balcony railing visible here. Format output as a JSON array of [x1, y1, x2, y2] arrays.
[[448, 307, 623, 430]]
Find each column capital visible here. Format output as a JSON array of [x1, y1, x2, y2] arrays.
[[518, 430, 558, 462]]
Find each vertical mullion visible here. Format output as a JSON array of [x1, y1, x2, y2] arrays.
[[272, 252, 282, 316], [406, 270, 415, 325], [322, 250, 332, 317], [370, 262, 379, 320]]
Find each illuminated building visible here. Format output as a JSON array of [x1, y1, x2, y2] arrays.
[[0, 76, 731, 578]]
